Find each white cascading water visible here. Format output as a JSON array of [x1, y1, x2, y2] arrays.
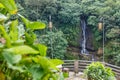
[[81, 19, 88, 54]]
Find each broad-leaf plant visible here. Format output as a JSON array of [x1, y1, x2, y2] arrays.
[[84, 62, 116, 80], [0, 0, 63, 80]]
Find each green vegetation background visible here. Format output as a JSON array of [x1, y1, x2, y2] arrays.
[[16, 0, 120, 66]]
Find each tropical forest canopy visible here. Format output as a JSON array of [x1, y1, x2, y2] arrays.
[[16, 0, 120, 65]]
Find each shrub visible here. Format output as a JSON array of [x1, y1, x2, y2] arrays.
[[84, 62, 116, 80], [38, 31, 68, 59]]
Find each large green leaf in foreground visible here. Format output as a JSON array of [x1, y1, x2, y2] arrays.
[[33, 57, 64, 70], [0, 0, 17, 14], [29, 65, 45, 80], [18, 14, 45, 30], [2, 52, 21, 64], [29, 21, 46, 30], [35, 44, 47, 56], [4, 45, 39, 54], [50, 59, 64, 66], [9, 20, 18, 41], [0, 3, 5, 8]]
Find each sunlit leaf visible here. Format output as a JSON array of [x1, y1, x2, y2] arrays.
[[18, 14, 30, 28], [18, 14, 46, 30], [33, 57, 49, 69], [41, 73, 51, 80], [20, 57, 33, 65], [0, 0, 17, 14], [4, 45, 39, 54], [33, 57, 59, 70], [50, 59, 64, 66], [0, 3, 5, 8], [9, 20, 18, 41], [12, 40, 25, 45], [35, 44, 47, 56], [29, 21, 45, 30]]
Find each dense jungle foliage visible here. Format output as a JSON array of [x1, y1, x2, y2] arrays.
[[16, 0, 120, 66]]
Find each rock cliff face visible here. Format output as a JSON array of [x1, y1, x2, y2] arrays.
[[85, 26, 95, 51], [79, 27, 95, 53]]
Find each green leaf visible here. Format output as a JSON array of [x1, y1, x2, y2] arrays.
[[25, 32, 34, 45], [18, 14, 30, 28], [0, 25, 11, 47], [29, 65, 45, 80], [2, 52, 21, 64], [9, 20, 18, 41], [18, 14, 46, 30], [0, 3, 5, 8], [12, 40, 25, 46], [0, 8, 7, 15], [49, 59, 64, 66], [35, 44, 47, 56], [33, 57, 59, 71], [29, 21, 45, 30], [4, 45, 39, 55], [0, 0, 17, 14], [33, 57, 50, 70], [41, 73, 51, 80]]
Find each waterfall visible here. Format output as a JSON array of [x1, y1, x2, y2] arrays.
[[80, 15, 89, 55]]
